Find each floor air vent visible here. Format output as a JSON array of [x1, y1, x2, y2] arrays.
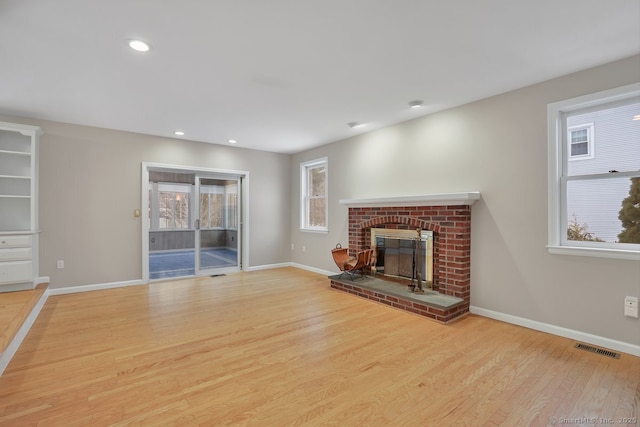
[[574, 343, 620, 359], [210, 274, 226, 277]]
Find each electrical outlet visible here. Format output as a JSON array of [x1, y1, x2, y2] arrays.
[[624, 296, 638, 318], [291, 243, 294, 251], [57, 260, 64, 269], [302, 246, 306, 253]]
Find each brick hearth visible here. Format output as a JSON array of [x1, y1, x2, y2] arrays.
[[330, 194, 478, 323]]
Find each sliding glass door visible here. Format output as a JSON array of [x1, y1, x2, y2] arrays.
[[195, 176, 241, 275], [148, 176, 195, 279], [146, 166, 243, 280]]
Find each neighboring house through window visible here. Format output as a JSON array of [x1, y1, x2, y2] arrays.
[[301, 157, 328, 232], [568, 123, 594, 159], [547, 83, 640, 259]]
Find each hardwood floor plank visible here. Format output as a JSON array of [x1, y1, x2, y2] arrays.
[[0, 267, 637, 426]]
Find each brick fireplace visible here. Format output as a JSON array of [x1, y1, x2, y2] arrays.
[[330, 193, 480, 323]]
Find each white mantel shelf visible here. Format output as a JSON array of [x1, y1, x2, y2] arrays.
[[339, 192, 481, 208]]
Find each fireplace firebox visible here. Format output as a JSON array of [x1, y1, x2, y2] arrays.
[[371, 227, 433, 290]]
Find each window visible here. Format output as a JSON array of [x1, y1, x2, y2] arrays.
[[226, 186, 238, 229], [568, 123, 594, 159], [200, 187, 223, 229], [199, 183, 238, 229], [548, 83, 640, 260], [158, 184, 191, 229], [301, 158, 328, 232]]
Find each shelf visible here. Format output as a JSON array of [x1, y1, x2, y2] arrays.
[[0, 231, 37, 236], [0, 175, 31, 180], [0, 150, 31, 156], [0, 122, 39, 289], [339, 192, 482, 207]]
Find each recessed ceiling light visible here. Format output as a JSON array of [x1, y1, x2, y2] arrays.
[[129, 39, 151, 52], [174, 131, 185, 136], [228, 139, 237, 144], [409, 100, 424, 109]]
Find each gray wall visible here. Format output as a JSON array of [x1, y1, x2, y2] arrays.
[[1, 55, 637, 347], [0, 117, 291, 289], [290, 55, 640, 346]]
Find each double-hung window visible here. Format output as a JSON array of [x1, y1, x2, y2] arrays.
[[547, 83, 640, 259], [568, 123, 594, 159], [157, 183, 191, 230], [300, 158, 328, 232]]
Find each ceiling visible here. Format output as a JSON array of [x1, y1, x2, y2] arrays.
[[1, 1, 638, 154]]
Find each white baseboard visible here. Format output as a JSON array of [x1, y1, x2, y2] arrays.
[[48, 279, 145, 296], [246, 262, 336, 277], [470, 306, 640, 357], [46, 264, 335, 294], [289, 263, 336, 277], [0, 289, 49, 376], [246, 262, 292, 272]]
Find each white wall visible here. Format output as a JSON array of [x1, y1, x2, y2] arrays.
[[290, 55, 640, 347], [0, 117, 292, 289]]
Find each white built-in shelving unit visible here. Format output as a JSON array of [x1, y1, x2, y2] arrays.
[[0, 121, 41, 292]]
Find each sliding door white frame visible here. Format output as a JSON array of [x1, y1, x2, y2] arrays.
[[141, 162, 250, 282]]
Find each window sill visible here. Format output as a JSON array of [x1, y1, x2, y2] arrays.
[[300, 228, 329, 234], [547, 245, 640, 261]]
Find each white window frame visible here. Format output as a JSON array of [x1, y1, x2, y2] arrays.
[[199, 185, 225, 230], [567, 123, 595, 160], [153, 182, 192, 231], [300, 157, 328, 233], [547, 83, 640, 260]]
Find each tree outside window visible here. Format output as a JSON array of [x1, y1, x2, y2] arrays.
[[159, 190, 190, 229]]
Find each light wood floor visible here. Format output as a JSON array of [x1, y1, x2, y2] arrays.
[[0, 268, 638, 426], [0, 284, 47, 354]]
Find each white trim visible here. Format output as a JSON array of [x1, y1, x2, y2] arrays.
[[142, 165, 150, 281], [0, 288, 48, 376], [246, 262, 292, 272], [470, 306, 640, 357], [0, 121, 42, 137], [339, 192, 481, 207], [48, 279, 145, 296], [245, 262, 336, 277], [547, 245, 640, 261], [35, 276, 49, 285], [289, 262, 336, 277], [298, 228, 329, 234]]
